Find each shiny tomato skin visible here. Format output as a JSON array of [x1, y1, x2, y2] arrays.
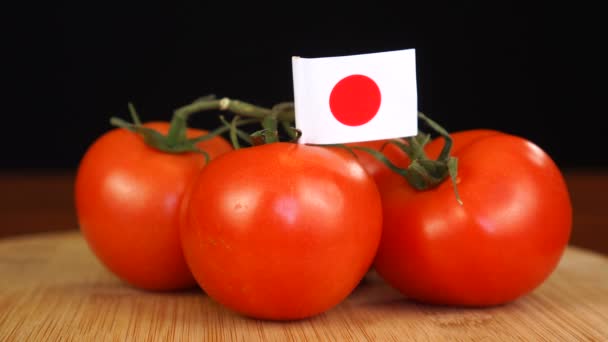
[[75, 122, 232, 291], [373, 131, 572, 306], [180, 142, 383, 320]]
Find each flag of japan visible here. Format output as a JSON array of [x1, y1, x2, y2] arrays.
[[292, 49, 418, 145]]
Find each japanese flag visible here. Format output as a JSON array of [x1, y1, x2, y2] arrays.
[[292, 49, 418, 145]]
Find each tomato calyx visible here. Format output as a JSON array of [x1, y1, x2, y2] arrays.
[[348, 112, 462, 204], [110, 100, 257, 161]]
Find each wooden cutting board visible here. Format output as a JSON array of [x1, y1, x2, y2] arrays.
[[1, 231, 607, 341]]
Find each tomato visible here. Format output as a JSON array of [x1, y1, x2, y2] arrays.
[[373, 130, 573, 306], [180, 142, 383, 320], [75, 122, 232, 290]]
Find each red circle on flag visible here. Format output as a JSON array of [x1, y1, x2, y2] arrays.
[[329, 74, 381, 127]]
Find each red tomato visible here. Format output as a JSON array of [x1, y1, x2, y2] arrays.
[[75, 122, 232, 290], [180, 142, 383, 320], [373, 130, 573, 306]]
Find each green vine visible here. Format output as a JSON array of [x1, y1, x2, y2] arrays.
[[112, 95, 460, 204]]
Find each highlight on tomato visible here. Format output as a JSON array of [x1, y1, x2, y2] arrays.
[[179, 139, 383, 320], [356, 118, 572, 307], [75, 103, 233, 291]]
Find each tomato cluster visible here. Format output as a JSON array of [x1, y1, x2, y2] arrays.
[[75, 101, 572, 320]]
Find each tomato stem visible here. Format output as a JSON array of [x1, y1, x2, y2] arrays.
[[250, 116, 281, 145], [416, 112, 462, 204], [128, 102, 142, 126], [229, 116, 241, 149], [174, 96, 294, 121], [404, 136, 428, 160], [281, 120, 298, 140], [110, 102, 253, 159], [417, 112, 452, 161], [219, 115, 247, 149]]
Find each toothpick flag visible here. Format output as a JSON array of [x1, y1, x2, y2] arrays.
[[291, 49, 418, 145]]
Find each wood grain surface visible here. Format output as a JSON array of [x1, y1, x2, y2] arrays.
[[1, 232, 607, 341]]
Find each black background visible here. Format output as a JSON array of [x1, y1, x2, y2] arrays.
[[4, 3, 604, 170]]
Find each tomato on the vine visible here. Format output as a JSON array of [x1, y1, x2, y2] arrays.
[[75, 121, 232, 290], [180, 142, 383, 320], [373, 129, 572, 306]]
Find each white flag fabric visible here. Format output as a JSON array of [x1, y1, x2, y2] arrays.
[[292, 49, 418, 145]]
